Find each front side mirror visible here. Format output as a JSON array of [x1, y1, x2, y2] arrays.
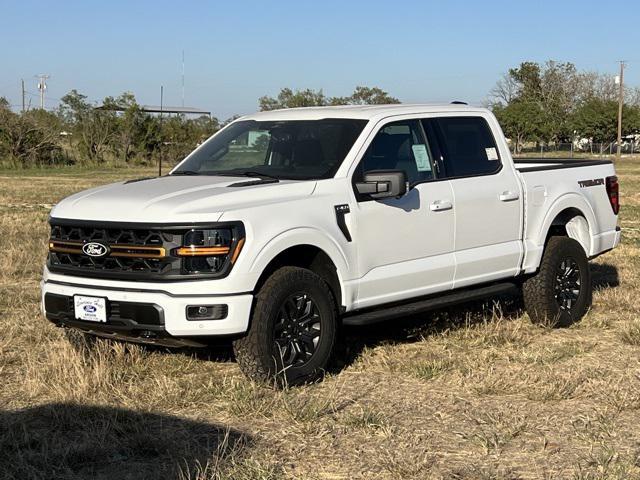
[[355, 170, 408, 199]]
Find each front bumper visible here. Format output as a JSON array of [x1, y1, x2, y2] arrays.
[[41, 277, 253, 341]]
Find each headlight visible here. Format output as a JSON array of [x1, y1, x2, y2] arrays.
[[175, 227, 245, 275]]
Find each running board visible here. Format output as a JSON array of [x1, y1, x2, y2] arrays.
[[342, 282, 518, 326]]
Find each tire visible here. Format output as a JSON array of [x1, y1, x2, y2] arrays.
[[523, 236, 592, 327], [233, 266, 337, 386]]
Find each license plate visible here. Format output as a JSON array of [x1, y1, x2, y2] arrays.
[[74, 295, 107, 323]]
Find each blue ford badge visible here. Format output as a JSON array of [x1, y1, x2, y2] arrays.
[[84, 305, 97, 313], [82, 242, 110, 258]]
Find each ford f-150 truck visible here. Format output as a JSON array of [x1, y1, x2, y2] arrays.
[[42, 104, 621, 384]]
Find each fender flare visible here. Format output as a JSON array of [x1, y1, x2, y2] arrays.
[[523, 193, 599, 273], [536, 193, 598, 252], [248, 227, 352, 302]]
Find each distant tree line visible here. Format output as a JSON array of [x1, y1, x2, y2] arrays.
[[258, 86, 399, 110], [1, 70, 639, 168], [0, 91, 221, 168], [490, 61, 640, 152], [0, 85, 398, 168]]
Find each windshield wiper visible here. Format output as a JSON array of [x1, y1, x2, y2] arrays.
[[171, 170, 200, 176]]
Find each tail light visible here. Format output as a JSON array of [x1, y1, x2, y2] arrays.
[[606, 175, 620, 215]]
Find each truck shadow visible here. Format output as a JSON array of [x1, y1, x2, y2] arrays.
[[0, 402, 249, 480], [591, 262, 620, 289], [332, 262, 620, 371]]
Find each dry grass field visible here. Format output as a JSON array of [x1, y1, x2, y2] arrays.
[[1, 160, 639, 479]]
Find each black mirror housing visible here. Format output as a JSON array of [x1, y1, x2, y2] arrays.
[[356, 170, 408, 199]]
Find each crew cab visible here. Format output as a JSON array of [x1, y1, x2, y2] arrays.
[[42, 104, 621, 384]]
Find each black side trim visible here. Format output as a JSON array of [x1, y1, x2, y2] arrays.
[[334, 204, 352, 242], [515, 158, 612, 172], [342, 282, 517, 326]]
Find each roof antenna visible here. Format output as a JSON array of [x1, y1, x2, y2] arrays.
[[450, 100, 468, 105]]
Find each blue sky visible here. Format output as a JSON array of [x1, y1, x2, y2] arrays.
[[1, 0, 639, 119]]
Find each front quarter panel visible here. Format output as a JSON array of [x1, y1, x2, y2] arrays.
[[219, 178, 357, 308]]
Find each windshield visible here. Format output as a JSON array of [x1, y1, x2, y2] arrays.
[[172, 119, 367, 180]]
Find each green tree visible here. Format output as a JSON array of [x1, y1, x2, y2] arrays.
[[259, 86, 400, 111], [493, 101, 545, 152], [491, 61, 586, 143], [59, 90, 117, 162], [508, 61, 542, 101], [0, 108, 62, 166], [259, 88, 328, 111], [348, 86, 399, 105], [571, 98, 640, 144], [102, 92, 146, 163]]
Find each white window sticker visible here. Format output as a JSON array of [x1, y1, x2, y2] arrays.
[[485, 147, 499, 161], [412, 144, 432, 172]]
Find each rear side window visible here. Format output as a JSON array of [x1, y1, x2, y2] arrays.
[[434, 117, 501, 177]]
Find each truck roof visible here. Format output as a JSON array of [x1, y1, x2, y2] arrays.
[[240, 103, 488, 122]]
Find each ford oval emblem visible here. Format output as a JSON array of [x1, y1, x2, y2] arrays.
[[82, 242, 110, 258], [84, 305, 97, 313]]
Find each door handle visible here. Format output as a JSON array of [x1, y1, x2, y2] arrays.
[[430, 199, 453, 211], [499, 191, 519, 202]]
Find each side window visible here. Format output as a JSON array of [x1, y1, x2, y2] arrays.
[[358, 120, 435, 184], [435, 117, 501, 177]]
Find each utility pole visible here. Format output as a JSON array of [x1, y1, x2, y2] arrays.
[[159, 85, 164, 177], [21, 79, 25, 113], [181, 50, 185, 108], [36, 74, 50, 109], [616, 61, 625, 161]]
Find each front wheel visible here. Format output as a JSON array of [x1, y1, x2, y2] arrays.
[[523, 236, 592, 327], [233, 267, 337, 386]]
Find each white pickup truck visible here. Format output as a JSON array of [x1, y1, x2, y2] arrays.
[[42, 104, 621, 384]]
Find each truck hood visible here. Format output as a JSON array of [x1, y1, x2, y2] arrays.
[[50, 175, 317, 223]]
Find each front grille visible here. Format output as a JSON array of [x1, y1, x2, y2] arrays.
[[47, 219, 244, 281], [48, 223, 182, 279]]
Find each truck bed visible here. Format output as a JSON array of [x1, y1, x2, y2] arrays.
[[513, 156, 619, 273], [514, 158, 612, 172]]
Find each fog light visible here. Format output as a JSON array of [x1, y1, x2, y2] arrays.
[[186, 305, 228, 321]]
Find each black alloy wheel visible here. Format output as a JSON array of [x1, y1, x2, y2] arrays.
[[554, 257, 581, 312], [273, 293, 321, 367]]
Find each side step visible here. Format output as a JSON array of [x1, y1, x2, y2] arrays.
[[342, 282, 518, 326]]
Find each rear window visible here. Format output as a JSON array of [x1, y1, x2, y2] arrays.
[[434, 117, 501, 178]]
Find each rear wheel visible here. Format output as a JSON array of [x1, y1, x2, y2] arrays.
[[233, 266, 337, 386], [523, 236, 592, 327]]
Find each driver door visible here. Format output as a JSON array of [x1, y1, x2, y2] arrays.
[[351, 118, 455, 310]]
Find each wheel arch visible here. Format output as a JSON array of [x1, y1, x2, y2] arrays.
[[523, 194, 598, 273], [538, 194, 598, 255], [249, 229, 351, 310]]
